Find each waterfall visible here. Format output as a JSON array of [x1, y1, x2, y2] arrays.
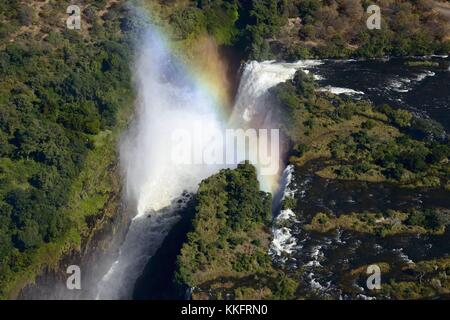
[[229, 60, 322, 191], [95, 29, 226, 299], [230, 60, 322, 129], [95, 25, 320, 299]]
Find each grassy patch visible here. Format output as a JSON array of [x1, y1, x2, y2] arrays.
[[305, 209, 449, 237], [380, 258, 450, 299]]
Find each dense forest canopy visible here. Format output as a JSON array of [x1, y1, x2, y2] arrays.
[[152, 0, 450, 59], [175, 162, 302, 300], [0, 0, 136, 297]]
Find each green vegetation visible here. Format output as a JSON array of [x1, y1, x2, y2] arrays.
[[319, 127, 449, 188], [0, 0, 135, 298], [380, 258, 450, 299], [151, 0, 287, 60], [405, 60, 440, 67], [174, 162, 302, 300], [305, 208, 450, 237], [347, 258, 450, 299], [175, 162, 273, 297], [272, 71, 449, 189], [281, 0, 450, 59], [151, 0, 450, 60], [169, 1, 239, 46], [343, 258, 450, 300]]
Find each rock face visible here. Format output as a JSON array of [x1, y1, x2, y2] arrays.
[[18, 164, 135, 300], [132, 196, 197, 300], [0, 0, 134, 299]]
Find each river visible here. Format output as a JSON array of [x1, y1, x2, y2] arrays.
[[20, 34, 449, 299], [270, 56, 450, 299]]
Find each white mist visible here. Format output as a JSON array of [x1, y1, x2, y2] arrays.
[[96, 28, 225, 299], [95, 25, 320, 299]]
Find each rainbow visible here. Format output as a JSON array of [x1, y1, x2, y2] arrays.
[[134, 7, 283, 194]]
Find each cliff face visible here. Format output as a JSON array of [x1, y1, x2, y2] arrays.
[[0, 0, 135, 299], [133, 195, 197, 300], [7, 0, 450, 300], [134, 163, 302, 300], [7, 0, 244, 299], [18, 162, 135, 299]]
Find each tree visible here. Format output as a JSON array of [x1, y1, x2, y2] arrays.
[[0, 131, 13, 156], [170, 7, 206, 40], [18, 6, 35, 26], [293, 70, 316, 97], [426, 142, 450, 164], [391, 109, 412, 128], [400, 148, 428, 173], [384, 164, 404, 180], [296, 0, 321, 21], [15, 220, 42, 250], [273, 273, 298, 299], [361, 120, 375, 130]]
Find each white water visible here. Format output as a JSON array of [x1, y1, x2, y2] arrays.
[[270, 165, 299, 258], [230, 60, 322, 191], [96, 29, 225, 299], [318, 86, 364, 95], [95, 28, 318, 299], [230, 60, 322, 128]]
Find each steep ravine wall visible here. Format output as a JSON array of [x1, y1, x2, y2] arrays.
[[17, 163, 135, 300]]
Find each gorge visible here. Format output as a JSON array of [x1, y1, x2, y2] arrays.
[[95, 21, 319, 300], [4, 1, 449, 300], [92, 33, 450, 300]]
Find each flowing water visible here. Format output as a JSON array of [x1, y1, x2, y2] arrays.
[[21, 20, 449, 299], [95, 29, 227, 299], [98, 52, 450, 299], [271, 56, 450, 299], [94, 34, 315, 299], [308, 56, 450, 130], [271, 161, 450, 299]]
